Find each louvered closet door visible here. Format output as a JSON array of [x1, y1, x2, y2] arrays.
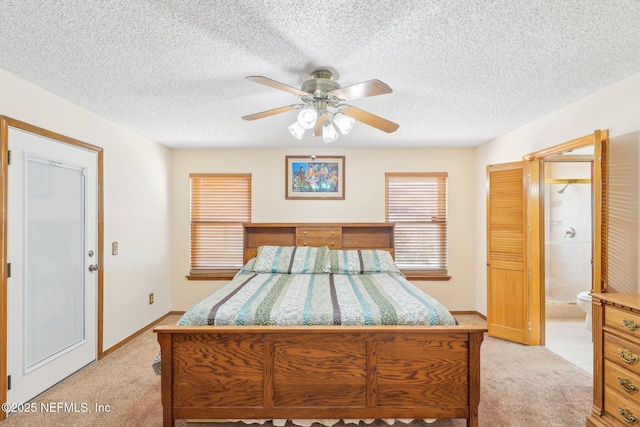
[[602, 131, 637, 293], [486, 161, 529, 344]]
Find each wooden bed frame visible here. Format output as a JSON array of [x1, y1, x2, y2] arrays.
[[155, 223, 487, 427]]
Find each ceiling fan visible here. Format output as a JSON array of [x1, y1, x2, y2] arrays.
[[242, 69, 399, 142]]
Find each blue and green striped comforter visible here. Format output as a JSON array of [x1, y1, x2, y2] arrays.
[[178, 272, 456, 327]]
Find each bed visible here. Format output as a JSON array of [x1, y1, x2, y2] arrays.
[[154, 223, 486, 427]]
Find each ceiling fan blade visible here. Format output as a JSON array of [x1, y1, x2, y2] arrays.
[[341, 106, 399, 133], [330, 79, 392, 101], [241, 104, 302, 121], [246, 76, 309, 97]]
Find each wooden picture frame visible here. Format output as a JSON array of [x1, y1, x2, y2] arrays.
[[285, 155, 345, 200]]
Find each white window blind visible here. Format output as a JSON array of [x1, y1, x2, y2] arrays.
[[190, 173, 251, 272], [385, 173, 448, 274]]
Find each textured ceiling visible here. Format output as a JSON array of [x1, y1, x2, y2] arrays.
[[1, 0, 640, 149]]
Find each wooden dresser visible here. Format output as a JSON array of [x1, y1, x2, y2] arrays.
[[589, 293, 640, 426]]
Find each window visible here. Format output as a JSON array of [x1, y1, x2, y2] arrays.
[[385, 172, 448, 278], [189, 173, 251, 278]]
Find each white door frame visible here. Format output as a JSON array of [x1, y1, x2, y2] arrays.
[[0, 116, 104, 421]]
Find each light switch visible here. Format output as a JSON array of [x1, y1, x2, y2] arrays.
[[112, 242, 118, 255]]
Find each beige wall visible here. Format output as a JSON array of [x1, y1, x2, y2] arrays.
[[475, 71, 640, 315], [171, 147, 476, 312], [0, 69, 172, 350]]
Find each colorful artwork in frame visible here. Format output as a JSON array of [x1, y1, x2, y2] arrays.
[[285, 155, 345, 200]]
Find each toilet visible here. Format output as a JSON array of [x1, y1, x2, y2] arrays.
[[576, 291, 592, 331]]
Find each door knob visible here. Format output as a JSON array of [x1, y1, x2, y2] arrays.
[[88, 264, 99, 272]]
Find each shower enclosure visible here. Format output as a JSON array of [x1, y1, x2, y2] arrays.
[[544, 162, 592, 314]]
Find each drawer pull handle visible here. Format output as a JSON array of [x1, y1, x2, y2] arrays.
[[619, 377, 640, 394], [331, 242, 334, 246], [619, 349, 640, 365], [624, 319, 640, 331], [619, 407, 639, 424]]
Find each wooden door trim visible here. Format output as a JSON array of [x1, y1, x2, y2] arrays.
[[523, 130, 607, 295], [522, 133, 596, 160], [0, 116, 104, 420], [525, 160, 543, 345], [0, 117, 9, 421], [593, 130, 607, 293]]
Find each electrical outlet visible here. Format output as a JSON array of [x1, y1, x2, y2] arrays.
[[149, 293, 154, 305]]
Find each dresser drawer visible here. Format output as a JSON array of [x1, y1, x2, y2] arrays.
[[605, 359, 640, 405], [605, 333, 640, 375], [604, 387, 640, 425], [606, 305, 640, 339], [296, 227, 342, 248]]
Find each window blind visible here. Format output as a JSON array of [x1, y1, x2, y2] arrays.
[[385, 173, 448, 274], [190, 173, 251, 272]]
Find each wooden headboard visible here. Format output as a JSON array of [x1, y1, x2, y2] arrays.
[[243, 223, 395, 263]]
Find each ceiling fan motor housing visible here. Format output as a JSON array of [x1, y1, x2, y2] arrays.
[[302, 69, 340, 100]]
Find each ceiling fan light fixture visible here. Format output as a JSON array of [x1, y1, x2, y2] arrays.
[[288, 121, 306, 139], [322, 120, 339, 143], [297, 107, 317, 129], [333, 112, 355, 135]]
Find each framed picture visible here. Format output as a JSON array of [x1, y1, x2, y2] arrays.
[[285, 155, 345, 200]]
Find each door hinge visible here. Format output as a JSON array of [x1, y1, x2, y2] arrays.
[[7, 150, 11, 166], [7, 375, 11, 391], [6, 262, 10, 278], [528, 322, 532, 331]]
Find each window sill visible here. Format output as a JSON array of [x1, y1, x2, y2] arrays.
[[401, 270, 451, 281], [187, 270, 237, 281]]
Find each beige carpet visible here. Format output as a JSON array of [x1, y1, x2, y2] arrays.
[[1, 315, 592, 427]]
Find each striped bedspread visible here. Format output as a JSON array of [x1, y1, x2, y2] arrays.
[[178, 272, 456, 327]]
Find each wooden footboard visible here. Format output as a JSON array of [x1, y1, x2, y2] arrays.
[[154, 325, 486, 427]]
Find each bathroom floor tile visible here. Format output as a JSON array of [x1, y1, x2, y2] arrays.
[[546, 318, 593, 376]]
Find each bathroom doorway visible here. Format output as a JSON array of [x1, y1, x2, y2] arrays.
[[543, 149, 594, 373], [486, 129, 607, 348]]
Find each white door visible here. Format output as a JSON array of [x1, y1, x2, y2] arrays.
[[7, 126, 98, 406]]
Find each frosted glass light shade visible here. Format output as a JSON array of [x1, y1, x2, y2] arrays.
[[297, 107, 318, 129], [333, 112, 355, 135], [322, 121, 339, 143], [288, 121, 306, 139]]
